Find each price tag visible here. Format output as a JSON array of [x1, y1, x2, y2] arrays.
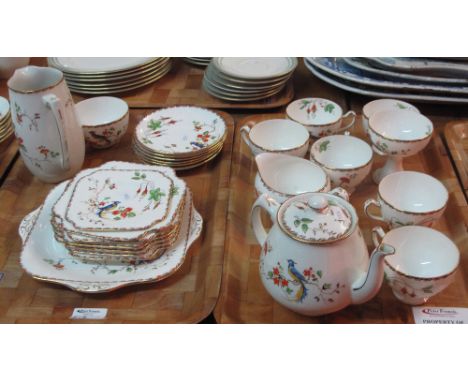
[[412, 307, 468, 324], [0, 272, 4, 283], [70, 308, 108, 320]]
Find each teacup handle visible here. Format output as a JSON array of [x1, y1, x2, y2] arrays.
[[364, 198, 385, 222], [341, 110, 356, 132], [371, 226, 387, 249], [251, 193, 280, 246], [240, 122, 255, 154], [42, 94, 70, 171]]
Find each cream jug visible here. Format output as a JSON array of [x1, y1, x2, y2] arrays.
[[8, 66, 85, 183], [251, 189, 395, 316]]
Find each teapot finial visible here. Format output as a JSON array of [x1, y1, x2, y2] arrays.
[[307, 195, 329, 214]]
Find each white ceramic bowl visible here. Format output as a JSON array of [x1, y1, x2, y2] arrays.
[[364, 171, 448, 228], [240, 119, 309, 157], [75, 96, 129, 149], [310, 135, 373, 193], [362, 99, 419, 136], [368, 109, 433, 158], [373, 226, 459, 305], [286, 98, 356, 138], [255, 153, 330, 203]]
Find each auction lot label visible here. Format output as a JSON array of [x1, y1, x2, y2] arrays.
[[412, 307, 468, 324]]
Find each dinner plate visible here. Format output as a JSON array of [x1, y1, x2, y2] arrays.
[[343, 57, 468, 85], [19, 182, 203, 293], [213, 57, 297, 80], [304, 59, 468, 104], [50, 57, 157, 74], [306, 57, 468, 95], [203, 79, 284, 101]]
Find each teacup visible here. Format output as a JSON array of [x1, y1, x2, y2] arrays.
[[310, 135, 373, 194], [75, 96, 129, 149], [364, 171, 448, 228], [372, 226, 459, 305], [362, 99, 419, 136], [255, 153, 330, 203], [286, 98, 356, 138], [240, 119, 309, 157]]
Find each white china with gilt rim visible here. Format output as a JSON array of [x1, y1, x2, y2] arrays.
[[251, 189, 395, 316], [362, 98, 419, 136], [364, 171, 448, 228], [0, 96, 10, 120], [372, 225, 459, 305], [254, 153, 330, 203], [135, 106, 226, 155], [75, 96, 129, 149], [53, 161, 186, 241], [212, 57, 297, 80], [368, 109, 433, 183], [19, 182, 203, 293], [240, 119, 309, 157], [49, 57, 157, 74], [310, 135, 373, 194], [286, 98, 356, 138]]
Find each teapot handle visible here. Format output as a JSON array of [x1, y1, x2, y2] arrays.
[[251, 193, 280, 246], [42, 94, 70, 171], [329, 187, 349, 202]]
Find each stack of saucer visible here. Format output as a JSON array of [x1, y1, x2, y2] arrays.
[[133, 106, 227, 170], [183, 57, 212, 67], [0, 97, 13, 144], [202, 57, 297, 102], [50, 161, 189, 264], [48, 57, 172, 95]]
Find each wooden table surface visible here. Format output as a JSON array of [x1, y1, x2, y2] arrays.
[[0, 58, 467, 323]]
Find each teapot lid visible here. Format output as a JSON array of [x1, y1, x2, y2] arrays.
[[277, 192, 354, 244]]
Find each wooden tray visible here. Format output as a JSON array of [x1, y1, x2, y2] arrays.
[[214, 113, 468, 323], [73, 59, 294, 110], [0, 109, 234, 323], [444, 121, 468, 199]]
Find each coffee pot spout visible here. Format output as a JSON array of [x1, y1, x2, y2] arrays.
[[351, 237, 395, 305]]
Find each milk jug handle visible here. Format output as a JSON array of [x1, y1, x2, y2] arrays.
[[42, 94, 70, 171]]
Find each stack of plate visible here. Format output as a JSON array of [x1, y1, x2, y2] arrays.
[[305, 57, 468, 104], [133, 106, 227, 170], [0, 96, 13, 144], [48, 57, 172, 95], [50, 161, 191, 264], [183, 57, 212, 66], [202, 57, 297, 102], [19, 160, 203, 293]]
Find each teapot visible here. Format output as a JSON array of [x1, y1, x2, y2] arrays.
[[251, 189, 395, 316], [8, 66, 85, 183]]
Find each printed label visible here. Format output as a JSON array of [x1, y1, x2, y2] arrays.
[[412, 307, 468, 324], [70, 308, 108, 320]]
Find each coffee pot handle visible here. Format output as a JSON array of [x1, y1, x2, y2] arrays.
[[251, 193, 280, 246], [42, 94, 70, 171]]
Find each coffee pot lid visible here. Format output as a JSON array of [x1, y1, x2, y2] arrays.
[[277, 192, 353, 244]]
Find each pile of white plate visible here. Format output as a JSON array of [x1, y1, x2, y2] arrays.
[[183, 57, 212, 66], [0, 96, 13, 144], [48, 57, 172, 95], [202, 57, 297, 102], [50, 161, 193, 264], [133, 106, 227, 170], [19, 160, 203, 292]]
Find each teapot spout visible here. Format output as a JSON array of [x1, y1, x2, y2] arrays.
[[351, 243, 395, 305]]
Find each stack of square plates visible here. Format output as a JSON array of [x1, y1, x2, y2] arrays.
[[50, 161, 190, 264], [48, 57, 172, 95], [202, 57, 297, 102], [183, 57, 212, 66], [0, 96, 13, 144], [133, 106, 227, 170]]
